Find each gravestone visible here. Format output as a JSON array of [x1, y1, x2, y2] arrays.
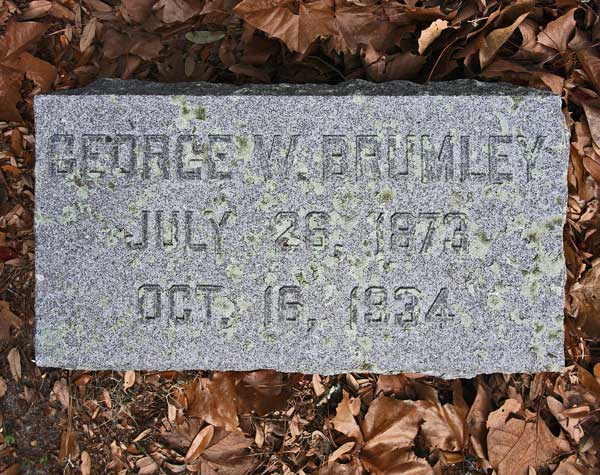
[[34, 79, 568, 377]]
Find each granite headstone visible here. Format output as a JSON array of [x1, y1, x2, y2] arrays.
[[34, 79, 568, 377]]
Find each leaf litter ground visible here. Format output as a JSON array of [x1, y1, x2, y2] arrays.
[[1, 0, 600, 474]]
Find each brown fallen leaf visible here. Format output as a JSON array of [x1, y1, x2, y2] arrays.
[[19, 0, 53, 20], [190, 428, 256, 475], [0, 377, 7, 398], [421, 402, 467, 452], [316, 456, 363, 475], [154, 0, 203, 23], [59, 428, 79, 462], [418, 19, 448, 55], [185, 425, 215, 463], [80, 17, 98, 53], [234, 0, 334, 54], [120, 0, 156, 23], [7, 348, 20, 381], [0, 20, 56, 121], [328, 441, 355, 464], [553, 454, 591, 475], [123, 370, 136, 390], [331, 390, 363, 443], [480, 11, 531, 69], [547, 396, 584, 443], [0, 301, 23, 332], [187, 373, 239, 432], [360, 395, 429, 473], [466, 376, 492, 449], [136, 455, 159, 474], [487, 399, 568, 475], [537, 8, 577, 52], [51, 378, 70, 410], [80, 451, 91, 475]]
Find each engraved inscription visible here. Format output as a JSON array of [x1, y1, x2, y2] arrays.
[[49, 133, 547, 183], [272, 211, 331, 251], [137, 284, 229, 327], [371, 211, 468, 256], [125, 210, 232, 254], [350, 286, 455, 327]]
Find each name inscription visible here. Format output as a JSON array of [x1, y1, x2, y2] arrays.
[[49, 133, 546, 183]]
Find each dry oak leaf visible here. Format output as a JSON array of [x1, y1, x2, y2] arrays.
[[569, 264, 600, 337], [537, 8, 577, 53], [466, 377, 492, 448], [480, 11, 530, 69], [236, 370, 292, 415], [187, 373, 239, 432], [316, 457, 363, 475], [421, 402, 467, 452], [80, 451, 91, 475], [569, 31, 600, 94], [185, 425, 215, 464], [332, 390, 363, 443], [121, 0, 157, 23], [360, 395, 431, 474], [553, 455, 592, 475], [546, 396, 584, 444], [187, 427, 256, 475], [418, 19, 448, 55], [0, 21, 56, 121], [154, 0, 202, 23], [0, 301, 23, 331], [7, 348, 20, 381], [486, 398, 569, 475], [233, 0, 335, 54], [102, 28, 163, 61]]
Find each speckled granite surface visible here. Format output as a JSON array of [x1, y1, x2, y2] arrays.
[[34, 79, 568, 377]]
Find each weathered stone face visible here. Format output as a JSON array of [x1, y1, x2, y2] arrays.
[[34, 79, 568, 377]]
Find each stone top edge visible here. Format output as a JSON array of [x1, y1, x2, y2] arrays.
[[36, 78, 557, 98]]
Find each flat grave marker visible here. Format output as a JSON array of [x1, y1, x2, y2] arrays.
[[35, 79, 568, 377]]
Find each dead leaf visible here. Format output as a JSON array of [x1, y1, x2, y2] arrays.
[[480, 11, 531, 69], [234, 0, 333, 54], [51, 378, 70, 410], [328, 441, 355, 464], [418, 19, 448, 55], [121, 0, 156, 23], [313, 374, 325, 397], [185, 425, 215, 463], [537, 8, 577, 52], [187, 373, 239, 432], [359, 395, 430, 473], [236, 370, 293, 415], [7, 348, 20, 381], [0, 301, 23, 331], [421, 402, 467, 452], [487, 399, 567, 475], [20, 0, 53, 20], [123, 370, 136, 390], [80, 17, 98, 52], [0, 377, 7, 398], [547, 396, 584, 443], [332, 390, 363, 443], [553, 455, 590, 475], [137, 455, 159, 474], [81, 451, 91, 475], [193, 428, 256, 475], [59, 428, 79, 462], [466, 377, 492, 447], [154, 0, 202, 23]]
